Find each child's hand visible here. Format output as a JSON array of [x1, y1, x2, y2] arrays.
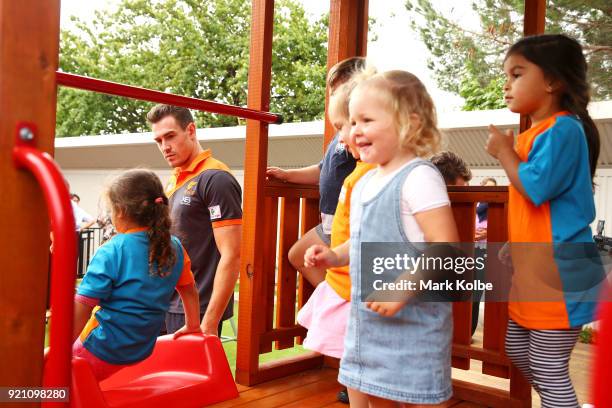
[[498, 241, 512, 267], [172, 324, 202, 339], [200, 321, 219, 337], [485, 125, 514, 159], [474, 227, 487, 241], [304, 245, 337, 268], [365, 301, 407, 317], [266, 167, 289, 182]]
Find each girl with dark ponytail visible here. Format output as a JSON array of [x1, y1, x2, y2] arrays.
[[107, 170, 176, 277], [485, 34, 602, 407], [67, 169, 201, 380]]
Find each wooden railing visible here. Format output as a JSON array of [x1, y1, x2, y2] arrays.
[[447, 185, 531, 407], [236, 184, 531, 407], [236, 180, 324, 385]]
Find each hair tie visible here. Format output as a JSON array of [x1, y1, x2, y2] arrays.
[[155, 197, 164, 204]]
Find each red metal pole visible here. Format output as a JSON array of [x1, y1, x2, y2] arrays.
[[56, 71, 283, 124], [13, 130, 76, 408]]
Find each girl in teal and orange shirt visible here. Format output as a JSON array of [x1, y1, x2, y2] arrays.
[[71, 170, 202, 380], [486, 34, 602, 407]]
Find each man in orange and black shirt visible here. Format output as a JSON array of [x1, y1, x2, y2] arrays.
[[148, 104, 242, 337]]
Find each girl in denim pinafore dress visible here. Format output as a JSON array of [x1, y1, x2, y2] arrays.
[[305, 70, 459, 406]]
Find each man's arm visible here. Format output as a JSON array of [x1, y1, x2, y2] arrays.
[[201, 224, 241, 335], [73, 204, 96, 230], [80, 219, 96, 230]]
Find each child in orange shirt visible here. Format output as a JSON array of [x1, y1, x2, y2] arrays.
[[297, 74, 376, 362]]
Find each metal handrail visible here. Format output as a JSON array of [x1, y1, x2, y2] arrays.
[[56, 71, 283, 124], [13, 128, 75, 407]]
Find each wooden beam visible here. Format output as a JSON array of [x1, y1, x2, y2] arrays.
[[323, 0, 369, 147], [274, 197, 301, 350], [507, 2, 545, 401], [453, 379, 529, 408], [0, 0, 61, 396], [296, 198, 319, 345], [264, 180, 320, 199], [520, 0, 546, 132], [260, 196, 279, 354], [236, 0, 275, 387], [252, 353, 323, 385], [452, 344, 510, 366], [260, 325, 307, 347], [523, 0, 546, 36]]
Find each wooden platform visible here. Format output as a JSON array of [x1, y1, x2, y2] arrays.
[[211, 340, 592, 408], [210, 367, 487, 408]]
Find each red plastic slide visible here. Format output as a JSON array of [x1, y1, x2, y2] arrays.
[[70, 334, 238, 408], [17, 136, 238, 408]]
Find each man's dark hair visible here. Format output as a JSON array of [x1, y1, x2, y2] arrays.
[[146, 104, 195, 129], [431, 151, 472, 185]]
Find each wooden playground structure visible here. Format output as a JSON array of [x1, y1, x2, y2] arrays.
[[4, 0, 606, 407]]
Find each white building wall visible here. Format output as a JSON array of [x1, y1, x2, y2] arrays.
[[68, 167, 611, 237], [65, 169, 245, 220], [472, 168, 612, 237]]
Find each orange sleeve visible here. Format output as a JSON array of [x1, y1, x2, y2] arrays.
[[176, 247, 195, 287], [212, 218, 242, 228]]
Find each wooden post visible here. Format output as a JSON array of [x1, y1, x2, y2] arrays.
[[523, 0, 546, 37], [519, 0, 546, 133], [323, 0, 369, 147], [236, 0, 276, 387], [506, 1, 547, 404], [0, 0, 61, 401]]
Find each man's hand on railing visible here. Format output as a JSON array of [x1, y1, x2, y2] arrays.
[[266, 166, 290, 182], [79, 220, 96, 230]]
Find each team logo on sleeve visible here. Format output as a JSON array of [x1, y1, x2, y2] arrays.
[[209, 205, 222, 220], [165, 179, 176, 193], [185, 181, 197, 196]]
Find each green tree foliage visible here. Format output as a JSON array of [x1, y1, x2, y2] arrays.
[[405, 0, 611, 111], [56, 0, 328, 136]]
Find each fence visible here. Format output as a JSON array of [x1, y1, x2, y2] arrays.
[[76, 227, 105, 278]]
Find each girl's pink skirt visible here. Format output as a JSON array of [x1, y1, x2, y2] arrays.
[[72, 339, 130, 381], [297, 281, 349, 359]]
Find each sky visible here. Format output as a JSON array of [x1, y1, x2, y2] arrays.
[[59, 0, 481, 112]]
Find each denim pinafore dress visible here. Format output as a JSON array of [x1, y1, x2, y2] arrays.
[[338, 160, 453, 404]]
